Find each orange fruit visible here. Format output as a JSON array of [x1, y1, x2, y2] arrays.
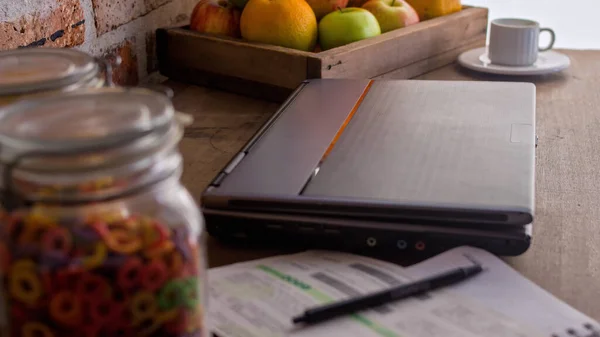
[[240, 0, 318, 51], [405, 0, 461, 20]]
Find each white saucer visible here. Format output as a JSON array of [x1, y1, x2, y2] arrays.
[[458, 47, 571, 76]]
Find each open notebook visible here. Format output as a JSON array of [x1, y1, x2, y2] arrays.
[[208, 246, 599, 337]]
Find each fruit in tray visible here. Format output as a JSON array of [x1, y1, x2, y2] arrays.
[[404, 0, 461, 20], [347, 0, 369, 7], [190, 0, 241, 37], [189, 0, 458, 51], [362, 0, 419, 33], [240, 0, 318, 52], [318, 8, 381, 51], [230, 0, 249, 9], [305, 0, 349, 20]]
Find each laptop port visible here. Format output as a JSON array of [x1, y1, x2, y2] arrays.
[[415, 241, 426, 251], [366, 237, 377, 247], [397, 240, 408, 250]]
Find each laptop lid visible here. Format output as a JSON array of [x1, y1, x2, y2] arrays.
[[202, 79, 536, 227]]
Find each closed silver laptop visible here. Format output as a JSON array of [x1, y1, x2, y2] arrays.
[[201, 79, 536, 256]]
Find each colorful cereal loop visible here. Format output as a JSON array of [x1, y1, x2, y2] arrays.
[[135, 317, 162, 337], [181, 278, 199, 310], [105, 228, 143, 254], [142, 220, 170, 248], [158, 279, 184, 310], [159, 249, 184, 279], [87, 211, 126, 225], [71, 226, 100, 244], [22, 322, 55, 337], [89, 221, 110, 238], [9, 263, 43, 305], [186, 312, 203, 333], [120, 216, 141, 230], [18, 219, 55, 245], [105, 300, 134, 336], [89, 298, 117, 323], [49, 291, 82, 326], [141, 259, 169, 292], [137, 309, 178, 337], [41, 227, 73, 255], [77, 273, 111, 301], [81, 242, 107, 270], [118, 257, 143, 290], [144, 240, 175, 259], [158, 309, 179, 323], [23, 211, 56, 228], [130, 291, 158, 323]]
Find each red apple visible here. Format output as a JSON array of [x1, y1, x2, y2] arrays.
[[190, 0, 241, 38], [305, 0, 349, 20], [362, 0, 419, 33]]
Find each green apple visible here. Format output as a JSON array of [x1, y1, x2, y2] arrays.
[[362, 0, 419, 33], [318, 8, 381, 51]]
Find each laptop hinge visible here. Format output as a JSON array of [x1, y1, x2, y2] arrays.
[[223, 152, 246, 174], [208, 81, 308, 188], [209, 152, 246, 187], [211, 173, 227, 187]]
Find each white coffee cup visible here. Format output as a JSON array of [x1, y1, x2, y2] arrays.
[[488, 18, 556, 66]]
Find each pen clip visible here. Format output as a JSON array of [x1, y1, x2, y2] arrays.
[[462, 253, 482, 267]]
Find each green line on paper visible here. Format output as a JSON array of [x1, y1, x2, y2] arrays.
[[257, 265, 401, 337]]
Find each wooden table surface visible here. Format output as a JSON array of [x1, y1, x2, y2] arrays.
[[169, 49, 600, 322]]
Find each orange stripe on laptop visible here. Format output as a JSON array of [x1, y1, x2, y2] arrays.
[[321, 80, 373, 161]]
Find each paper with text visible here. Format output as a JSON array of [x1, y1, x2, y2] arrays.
[[404, 246, 600, 337], [207, 249, 548, 337]]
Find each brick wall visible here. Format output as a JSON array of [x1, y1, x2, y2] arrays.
[[0, 0, 197, 85]]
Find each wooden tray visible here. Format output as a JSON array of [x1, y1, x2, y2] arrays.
[[157, 6, 488, 102]]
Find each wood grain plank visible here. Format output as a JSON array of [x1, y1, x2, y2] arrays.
[[374, 36, 486, 80], [157, 28, 312, 89], [163, 65, 295, 102], [316, 7, 488, 79]]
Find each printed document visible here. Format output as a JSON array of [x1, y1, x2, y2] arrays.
[[207, 248, 551, 337]]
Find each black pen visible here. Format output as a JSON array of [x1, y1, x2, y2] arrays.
[[292, 264, 483, 325]]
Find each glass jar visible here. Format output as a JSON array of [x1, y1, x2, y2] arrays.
[[0, 48, 107, 108], [0, 88, 206, 337]]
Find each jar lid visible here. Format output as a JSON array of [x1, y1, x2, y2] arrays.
[[0, 48, 99, 96], [0, 87, 175, 159], [0, 87, 183, 206]]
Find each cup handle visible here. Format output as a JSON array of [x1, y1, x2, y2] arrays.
[[539, 28, 555, 52]]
